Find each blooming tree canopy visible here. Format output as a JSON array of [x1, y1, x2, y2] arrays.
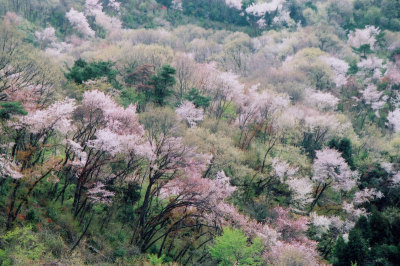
[[66, 8, 95, 37], [313, 148, 358, 192], [176, 100, 204, 127]]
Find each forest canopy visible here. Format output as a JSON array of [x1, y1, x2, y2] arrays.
[[0, 0, 400, 265]]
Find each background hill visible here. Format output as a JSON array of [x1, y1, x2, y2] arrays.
[[0, 0, 400, 265]]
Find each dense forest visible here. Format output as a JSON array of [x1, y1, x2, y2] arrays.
[[0, 0, 400, 265]]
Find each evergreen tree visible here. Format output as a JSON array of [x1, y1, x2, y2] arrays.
[[148, 65, 176, 106], [333, 236, 348, 266], [347, 229, 369, 265], [0, 102, 27, 120]]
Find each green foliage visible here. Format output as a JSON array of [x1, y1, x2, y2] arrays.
[[148, 253, 166, 265], [347, 60, 359, 75], [208, 227, 263, 266], [148, 65, 176, 106], [347, 229, 369, 265], [328, 138, 354, 168], [121, 0, 159, 29], [353, 44, 373, 58], [0, 102, 27, 120], [333, 211, 400, 265], [0, 226, 47, 262], [65, 59, 119, 87], [352, 0, 400, 31], [333, 229, 369, 266], [155, 0, 173, 7], [184, 88, 211, 108], [182, 0, 248, 28]]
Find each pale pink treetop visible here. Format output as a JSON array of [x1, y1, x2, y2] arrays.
[[266, 240, 319, 266], [321, 56, 349, 87], [272, 11, 296, 28], [176, 100, 204, 127], [347, 25, 380, 50], [387, 108, 400, 133], [305, 88, 339, 111], [294, 106, 339, 133], [3, 71, 52, 113], [285, 177, 313, 211], [313, 148, 358, 191], [272, 159, 297, 182], [357, 55, 385, 79], [361, 84, 387, 117], [84, 0, 103, 16], [66, 8, 95, 37], [19, 98, 76, 135], [81, 90, 149, 157], [225, 0, 242, 10], [35, 27, 57, 47], [82, 90, 144, 136], [310, 212, 334, 235], [386, 63, 400, 84], [245, 0, 285, 16], [236, 84, 290, 130], [0, 156, 23, 179], [68, 140, 88, 167], [87, 182, 115, 205], [84, 0, 122, 32], [108, 0, 121, 11], [353, 188, 383, 205], [390, 172, 400, 186], [343, 201, 367, 219], [217, 71, 245, 102]]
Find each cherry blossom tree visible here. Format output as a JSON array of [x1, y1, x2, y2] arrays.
[[199, 67, 244, 120], [321, 56, 349, 87], [49, 90, 149, 219], [361, 84, 387, 117], [305, 88, 339, 111], [236, 84, 289, 149], [18, 98, 76, 135], [245, 0, 284, 17], [66, 8, 95, 37], [285, 177, 313, 212], [225, 0, 242, 10], [310, 148, 359, 211], [348, 26, 380, 53], [129, 107, 214, 253], [387, 108, 400, 133], [0, 155, 23, 179], [176, 100, 204, 127], [84, 0, 122, 33], [357, 55, 385, 80], [292, 106, 340, 157], [87, 181, 114, 205], [34, 27, 57, 48], [108, 0, 121, 11], [2, 99, 75, 228], [352, 188, 383, 205]]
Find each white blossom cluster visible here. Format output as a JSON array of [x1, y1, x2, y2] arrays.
[[245, 0, 285, 16], [176, 100, 204, 127], [313, 148, 359, 192], [66, 8, 95, 37], [348, 25, 380, 50], [305, 88, 339, 111], [387, 108, 400, 133], [361, 84, 387, 117]]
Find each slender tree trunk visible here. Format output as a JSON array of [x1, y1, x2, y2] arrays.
[[309, 183, 328, 213]]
